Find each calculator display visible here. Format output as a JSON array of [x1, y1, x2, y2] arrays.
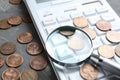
[[36, 0, 55, 3]]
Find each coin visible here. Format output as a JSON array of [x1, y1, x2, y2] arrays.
[[20, 69, 38, 80], [83, 27, 96, 40], [73, 16, 88, 28], [68, 36, 84, 50], [6, 53, 24, 67], [59, 30, 75, 36], [0, 55, 4, 67], [22, 15, 32, 23], [115, 44, 120, 57], [27, 42, 43, 55], [96, 19, 111, 31], [0, 19, 12, 29], [0, 42, 16, 55], [30, 56, 48, 70], [8, 16, 22, 26], [98, 45, 115, 58], [9, 0, 22, 5], [2, 68, 20, 80], [106, 31, 120, 43], [80, 63, 99, 80], [17, 32, 33, 44]]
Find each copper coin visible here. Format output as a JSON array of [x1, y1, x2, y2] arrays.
[[0, 19, 11, 29], [2, 68, 20, 80], [98, 45, 115, 58], [68, 36, 84, 50], [20, 69, 38, 80], [0, 42, 16, 55], [96, 19, 111, 31], [30, 56, 48, 70], [6, 53, 24, 67], [73, 16, 88, 28], [115, 44, 120, 57], [9, 0, 22, 4], [106, 31, 120, 43], [80, 63, 99, 80], [59, 30, 75, 36], [0, 55, 4, 67], [17, 32, 33, 44], [27, 42, 43, 55], [22, 15, 32, 23], [8, 16, 22, 26], [83, 27, 97, 40]]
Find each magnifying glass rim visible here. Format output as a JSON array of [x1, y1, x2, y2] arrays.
[[45, 26, 93, 67]]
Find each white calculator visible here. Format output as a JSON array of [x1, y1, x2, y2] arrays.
[[23, 0, 120, 80]]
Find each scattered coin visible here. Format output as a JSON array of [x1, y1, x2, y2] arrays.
[[73, 16, 88, 28], [106, 31, 120, 43], [27, 42, 43, 55], [0, 19, 12, 29], [22, 15, 32, 23], [30, 56, 48, 70], [17, 32, 33, 44], [98, 45, 115, 58], [0, 55, 4, 67], [9, 0, 22, 5], [115, 44, 120, 57], [59, 29, 75, 36], [68, 36, 84, 50], [0, 42, 16, 55], [6, 53, 24, 67], [20, 69, 38, 80], [96, 19, 111, 31], [2, 68, 20, 80], [8, 16, 22, 26], [80, 63, 99, 80], [83, 27, 97, 40]]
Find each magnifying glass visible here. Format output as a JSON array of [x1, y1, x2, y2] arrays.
[[45, 26, 93, 67]]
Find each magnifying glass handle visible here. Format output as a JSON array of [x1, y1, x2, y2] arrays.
[[90, 54, 120, 76]]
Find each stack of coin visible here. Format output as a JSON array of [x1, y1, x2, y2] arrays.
[[0, 19, 12, 29], [2, 68, 20, 80], [0, 55, 4, 67], [80, 63, 99, 80], [17, 32, 33, 44], [26, 42, 43, 55], [73, 16, 88, 28], [0, 42, 16, 55], [98, 45, 115, 58], [30, 56, 48, 70], [6, 53, 24, 67]]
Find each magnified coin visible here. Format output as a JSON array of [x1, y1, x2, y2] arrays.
[[115, 44, 120, 57], [20, 69, 38, 80], [98, 45, 115, 58], [8, 16, 22, 26], [2, 68, 20, 80], [0, 55, 4, 67], [68, 36, 84, 50], [96, 19, 111, 31], [6, 53, 24, 67], [73, 16, 88, 28], [17, 32, 33, 44], [83, 27, 97, 40], [80, 63, 99, 80], [27, 42, 43, 55], [0, 42, 16, 55], [0, 19, 12, 29], [106, 31, 120, 43], [59, 29, 75, 36], [9, 0, 22, 4], [30, 56, 48, 70]]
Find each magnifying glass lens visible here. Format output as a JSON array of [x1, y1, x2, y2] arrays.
[[46, 26, 93, 67]]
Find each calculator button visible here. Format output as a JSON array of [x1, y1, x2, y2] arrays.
[[100, 36, 112, 45], [101, 13, 115, 21], [57, 15, 71, 23], [94, 27, 106, 36], [70, 12, 83, 19], [88, 15, 101, 25], [96, 6, 108, 13], [93, 37, 103, 49], [69, 71, 83, 80], [45, 25, 59, 34], [111, 21, 120, 31], [83, 9, 96, 17], [42, 17, 56, 26]]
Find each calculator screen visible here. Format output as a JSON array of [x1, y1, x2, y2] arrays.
[[36, 0, 55, 3]]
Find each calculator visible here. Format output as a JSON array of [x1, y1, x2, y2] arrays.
[[23, 0, 120, 80]]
